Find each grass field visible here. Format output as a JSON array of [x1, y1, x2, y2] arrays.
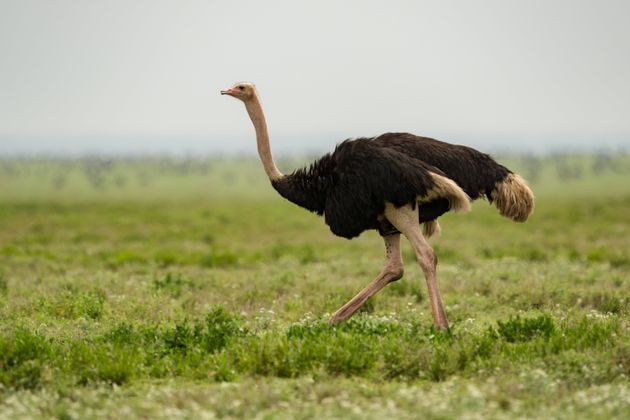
[[0, 153, 629, 418]]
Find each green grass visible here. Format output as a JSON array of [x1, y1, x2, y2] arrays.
[[0, 154, 629, 418]]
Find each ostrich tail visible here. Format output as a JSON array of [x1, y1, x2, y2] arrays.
[[490, 173, 534, 222], [424, 172, 471, 213]]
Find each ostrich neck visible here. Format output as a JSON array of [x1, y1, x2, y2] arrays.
[[244, 96, 283, 181]]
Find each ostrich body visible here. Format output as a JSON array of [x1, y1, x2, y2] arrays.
[[221, 82, 534, 330]]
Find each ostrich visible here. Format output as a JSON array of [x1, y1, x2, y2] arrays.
[[221, 82, 534, 330]]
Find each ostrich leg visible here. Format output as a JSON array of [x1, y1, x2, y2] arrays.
[[384, 203, 449, 330], [330, 234, 404, 324]]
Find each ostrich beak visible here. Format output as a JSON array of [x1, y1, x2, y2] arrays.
[[220, 88, 236, 96]]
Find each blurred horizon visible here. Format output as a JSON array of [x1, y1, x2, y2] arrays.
[[0, 132, 628, 157], [2, 1, 629, 156]]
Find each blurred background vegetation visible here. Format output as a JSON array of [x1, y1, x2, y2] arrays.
[[2, 152, 629, 201]]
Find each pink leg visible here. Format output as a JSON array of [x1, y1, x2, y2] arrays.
[[385, 203, 449, 330], [330, 234, 404, 324]]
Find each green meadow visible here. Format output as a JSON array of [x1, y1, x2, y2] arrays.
[[0, 153, 629, 418]]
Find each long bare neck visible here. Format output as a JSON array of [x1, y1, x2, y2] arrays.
[[244, 94, 283, 181]]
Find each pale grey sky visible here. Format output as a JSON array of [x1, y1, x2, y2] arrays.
[[1, 0, 629, 155]]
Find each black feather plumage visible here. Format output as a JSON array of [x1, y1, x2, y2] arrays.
[[372, 133, 512, 200], [272, 133, 512, 239]]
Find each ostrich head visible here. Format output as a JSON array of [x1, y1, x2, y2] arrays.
[[220, 82, 256, 102]]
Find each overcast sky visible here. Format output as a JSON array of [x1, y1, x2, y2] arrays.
[[1, 0, 629, 155]]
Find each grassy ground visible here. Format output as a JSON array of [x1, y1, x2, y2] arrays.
[[0, 154, 629, 418]]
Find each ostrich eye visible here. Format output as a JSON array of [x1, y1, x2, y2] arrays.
[[238, 86, 244, 91]]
